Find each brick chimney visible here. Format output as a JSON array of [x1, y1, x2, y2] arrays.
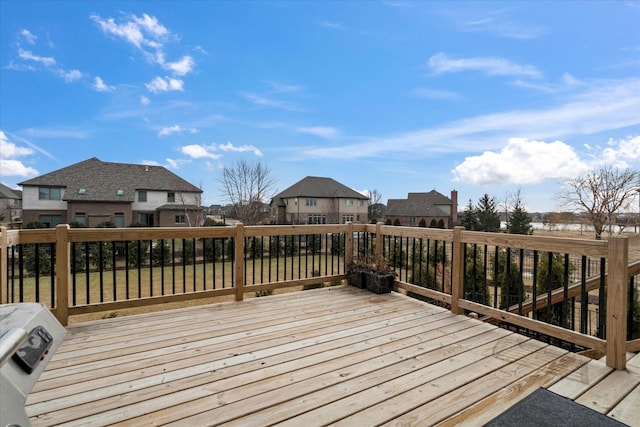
[[450, 189, 458, 226]]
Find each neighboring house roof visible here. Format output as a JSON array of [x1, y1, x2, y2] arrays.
[[271, 176, 368, 206], [19, 157, 202, 202], [0, 183, 21, 199], [386, 190, 452, 217]]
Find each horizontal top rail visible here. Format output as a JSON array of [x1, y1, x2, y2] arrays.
[[244, 224, 351, 237], [460, 229, 608, 258], [66, 226, 237, 243], [377, 225, 455, 241]]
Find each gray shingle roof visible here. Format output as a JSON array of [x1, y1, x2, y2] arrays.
[[18, 157, 201, 202], [0, 183, 21, 199], [386, 190, 452, 216], [272, 176, 368, 205]]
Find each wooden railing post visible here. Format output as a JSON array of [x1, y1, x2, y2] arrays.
[[0, 226, 7, 304], [234, 223, 245, 302], [375, 222, 383, 264], [345, 222, 354, 266], [606, 235, 628, 370], [55, 224, 70, 326], [451, 226, 465, 315]]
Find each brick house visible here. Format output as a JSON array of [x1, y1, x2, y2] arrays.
[[386, 190, 458, 228], [270, 176, 369, 224], [18, 157, 203, 227]]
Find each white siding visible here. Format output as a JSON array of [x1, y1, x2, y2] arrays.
[[21, 186, 67, 210]]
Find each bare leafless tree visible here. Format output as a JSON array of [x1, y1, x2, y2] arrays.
[[556, 165, 639, 239], [218, 160, 276, 225], [368, 189, 383, 223]]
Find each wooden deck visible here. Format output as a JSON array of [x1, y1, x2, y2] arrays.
[[25, 286, 640, 426]]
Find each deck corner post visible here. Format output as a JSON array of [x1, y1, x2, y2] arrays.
[[345, 221, 354, 267], [606, 235, 628, 370], [55, 224, 70, 326], [234, 223, 245, 302], [450, 226, 465, 315], [0, 226, 7, 304]]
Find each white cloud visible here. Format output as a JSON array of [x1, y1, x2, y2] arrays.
[[0, 131, 38, 177], [452, 138, 587, 185], [600, 135, 640, 168], [61, 69, 82, 82], [240, 92, 304, 112], [428, 53, 541, 78], [131, 13, 169, 39], [459, 11, 546, 40], [17, 48, 55, 66], [296, 126, 340, 139], [411, 87, 462, 100], [93, 76, 114, 92], [158, 124, 197, 136], [0, 131, 33, 157], [164, 55, 195, 76], [145, 76, 184, 93], [140, 95, 151, 105], [320, 21, 345, 30], [20, 29, 37, 44], [0, 159, 38, 177], [219, 141, 263, 156], [296, 78, 640, 161], [165, 158, 191, 169], [181, 144, 221, 160], [91, 13, 196, 80]]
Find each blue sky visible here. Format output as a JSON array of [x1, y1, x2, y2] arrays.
[[1, 1, 639, 213]]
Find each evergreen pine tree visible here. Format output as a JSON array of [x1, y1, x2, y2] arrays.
[[507, 190, 533, 235], [460, 199, 479, 231], [476, 194, 501, 232]]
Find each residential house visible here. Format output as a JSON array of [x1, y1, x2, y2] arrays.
[[386, 190, 458, 228], [270, 176, 369, 224], [18, 157, 203, 228], [0, 183, 22, 228]]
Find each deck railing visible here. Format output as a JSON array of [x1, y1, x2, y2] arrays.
[[1, 223, 638, 370]]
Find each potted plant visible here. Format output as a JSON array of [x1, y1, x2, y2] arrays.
[[346, 258, 370, 289], [363, 257, 396, 294], [347, 256, 396, 294]]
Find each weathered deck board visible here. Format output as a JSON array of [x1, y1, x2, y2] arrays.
[[25, 286, 639, 426]]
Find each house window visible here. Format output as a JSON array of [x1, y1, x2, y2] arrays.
[[39, 215, 62, 228], [358, 200, 364, 207], [75, 213, 86, 225], [116, 189, 124, 196], [342, 215, 354, 223], [344, 199, 353, 206], [114, 213, 124, 228], [307, 215, 326, 224], [305, 198, 317, 207], [168, 192, 175, 203], [175, 215, 186, 224], [138, 191, 147, 202], [137, 213, 153, 226], [39, 187, 61, 200]]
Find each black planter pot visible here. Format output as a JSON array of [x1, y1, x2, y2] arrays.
[[364, 271, 395, 294], [347, 269, 368, 289]]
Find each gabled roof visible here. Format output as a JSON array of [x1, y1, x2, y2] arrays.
[[0, 183, 21, 199], [272, 176, 368, 204], [19, 157, 201, 202], [386, 190, 452, 217]]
